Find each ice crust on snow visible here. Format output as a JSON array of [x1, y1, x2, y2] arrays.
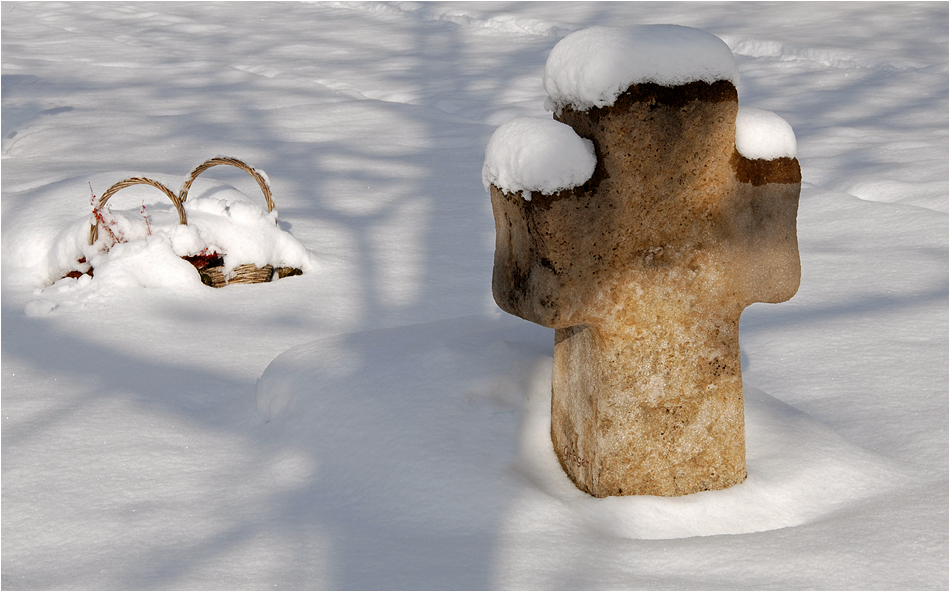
[[482, 117, 596, 198], [543, 25, 740, 112], [736, 106, 798, 160]]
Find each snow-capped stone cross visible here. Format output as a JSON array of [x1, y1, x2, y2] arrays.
[[484, 26, 801, 497]]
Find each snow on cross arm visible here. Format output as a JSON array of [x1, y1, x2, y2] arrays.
[[543, 25, 740, 113], [735, 106, 798, 160], [482, 117, 597, 200]]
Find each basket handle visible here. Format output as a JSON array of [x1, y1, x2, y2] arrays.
[[179, 157, 275, 213], [89, 177, 186, 245]]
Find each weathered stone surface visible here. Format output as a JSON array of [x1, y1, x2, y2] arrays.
[[489, 80, 801, 497]]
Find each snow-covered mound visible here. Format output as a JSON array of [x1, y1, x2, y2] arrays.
[[42, 175, 314, 292], [736, 106, 798, 160], [543, 25, 739, 112], [257, 313, 902, 540], [482, 117, 596, 199]]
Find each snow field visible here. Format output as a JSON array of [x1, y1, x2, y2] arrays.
[[2, 2, 947, 589]]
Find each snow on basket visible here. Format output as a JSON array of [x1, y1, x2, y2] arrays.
[[75, 156, 307, 288]]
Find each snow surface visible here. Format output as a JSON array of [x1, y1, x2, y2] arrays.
[[482, 117, 596, 198], [543, 25, 740, 112], [736, 106, 797, 160], [2, 2, 947, 590]]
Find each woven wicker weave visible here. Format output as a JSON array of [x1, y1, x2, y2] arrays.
[[197, 264, 274, 288]]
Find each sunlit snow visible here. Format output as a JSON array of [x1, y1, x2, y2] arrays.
[[2, 3, 946, 590], [736, 106, 797, 160], [543, 25, 739, 112], [482, 117, 596, 198]]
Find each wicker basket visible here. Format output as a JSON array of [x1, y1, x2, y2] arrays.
[[85, 157, 302, 287]]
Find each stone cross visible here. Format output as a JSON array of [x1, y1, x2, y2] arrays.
[[489, 80, 801, 497]]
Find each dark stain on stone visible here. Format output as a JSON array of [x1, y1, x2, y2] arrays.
[[730, 149, 802, 186]]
